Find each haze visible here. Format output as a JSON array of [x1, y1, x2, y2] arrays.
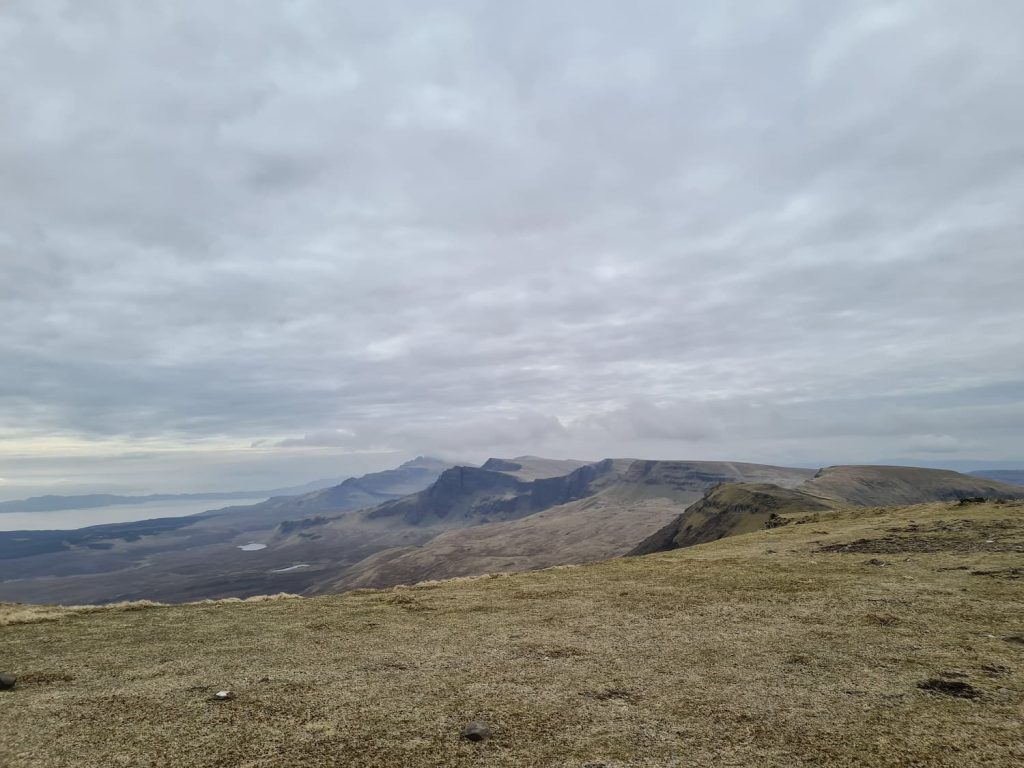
[[2, 1, 1023, 500]]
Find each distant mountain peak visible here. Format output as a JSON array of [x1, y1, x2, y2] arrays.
[[397, 456, 456, 470], [480, 458, 523, 472]]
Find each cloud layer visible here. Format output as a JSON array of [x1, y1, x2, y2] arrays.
[[2, 1, 1023, 494]]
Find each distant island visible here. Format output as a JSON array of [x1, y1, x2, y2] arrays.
[[0, 477, 346, 514]]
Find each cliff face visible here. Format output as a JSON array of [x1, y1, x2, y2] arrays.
[[364, 459, 622, 527], [310, 457, 452, 510], [629, 483, 833, 556], [312, 460, 819, 593]]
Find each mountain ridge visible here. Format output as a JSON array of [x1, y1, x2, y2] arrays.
[[305, 459, 815, 593], [970, 469, 1024, 487], [0, 458, 454, 603], [631, 464, 1024, 556], [2, 457, 1020, 606]]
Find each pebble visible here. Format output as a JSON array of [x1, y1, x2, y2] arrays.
[[460, 721, 492, 742], [211, 690, 236, 701], [0, 673, 16, 691]]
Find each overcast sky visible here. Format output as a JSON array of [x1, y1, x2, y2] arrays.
[[2, 1, 1023, 498]]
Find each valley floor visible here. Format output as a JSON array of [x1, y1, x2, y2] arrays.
[[2, 500, 1023, 767]]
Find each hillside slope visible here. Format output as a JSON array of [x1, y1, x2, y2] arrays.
[[634, 465, 1024, 556], [2, 499, 1022, 767], [799, 465, 1024, 505], [0, 458, 452, 604], [5, 461, 1015, 606], [316, 460, 814, 591], [196, 455, 454, 526], [0, 457, 605, 604], [629, 482, 837, 555]]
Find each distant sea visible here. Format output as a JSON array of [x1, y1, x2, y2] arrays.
[[0, 497, 269, 531]]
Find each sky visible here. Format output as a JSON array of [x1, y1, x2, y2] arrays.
[[2, 1, 1023, 499]]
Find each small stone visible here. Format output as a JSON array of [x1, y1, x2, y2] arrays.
[[211, 690, 236, 701], [0, 673, 16, 691], [460, 720, 492, 742], [865, 558, 889, 566], [1004, 635, 1024, 645]]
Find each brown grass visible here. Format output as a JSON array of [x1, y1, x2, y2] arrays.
[[0, 594, 301, 626], [1, 501, 1022, 767]]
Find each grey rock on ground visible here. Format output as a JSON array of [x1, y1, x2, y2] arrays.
[[0, 673, 15, 690], [460, 720, 492, 741]]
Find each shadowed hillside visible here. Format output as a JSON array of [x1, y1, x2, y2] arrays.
[[629, 482, 836, 555], [359, 458, 626, 528], [0, 458, 453, 604], [971, 469, 1024, 487]]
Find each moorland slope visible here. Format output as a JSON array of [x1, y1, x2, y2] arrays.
[[2, 499, 1022, 767]]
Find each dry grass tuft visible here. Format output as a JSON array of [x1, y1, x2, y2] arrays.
[[864, 612, 901, 626], [0, 593, 300, 626], [0, 599, 165, 626]]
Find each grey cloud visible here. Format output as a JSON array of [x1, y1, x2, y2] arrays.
[[273, 411, 568, 455], [1, 1, 1023, 495], [905, 434, 964, 454], [273, 430, 358, 449]]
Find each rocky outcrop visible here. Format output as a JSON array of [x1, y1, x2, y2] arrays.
[[363, 459, 622, 527], [631, 464, 1024, 557], [629, 483, 833, 555]]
